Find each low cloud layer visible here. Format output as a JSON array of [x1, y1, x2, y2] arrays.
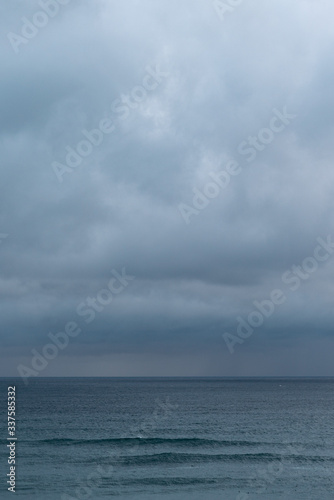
[[1, 0, 334, 377]]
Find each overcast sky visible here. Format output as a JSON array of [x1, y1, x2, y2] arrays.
[[1, 0, 334, 377]]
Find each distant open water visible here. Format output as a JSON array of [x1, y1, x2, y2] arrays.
[[1, 377, 333, 499]]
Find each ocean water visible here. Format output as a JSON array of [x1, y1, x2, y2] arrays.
[[1, 377, 334, 499]]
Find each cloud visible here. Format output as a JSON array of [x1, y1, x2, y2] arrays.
[[1, 0, 334, 376]]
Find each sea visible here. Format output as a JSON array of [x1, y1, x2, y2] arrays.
[[0, 377, 333, 499]]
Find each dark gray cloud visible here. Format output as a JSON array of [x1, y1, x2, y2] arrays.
[[1, 0, 334, 377]]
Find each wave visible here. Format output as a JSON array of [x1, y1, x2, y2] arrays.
[[114, 477, 232, 487], [29, 437, 272, 447], [122, 452, 334, 466], [23, 437, 334, 466]]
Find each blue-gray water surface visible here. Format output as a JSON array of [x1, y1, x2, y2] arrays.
[[1, 377, 333, 499]]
